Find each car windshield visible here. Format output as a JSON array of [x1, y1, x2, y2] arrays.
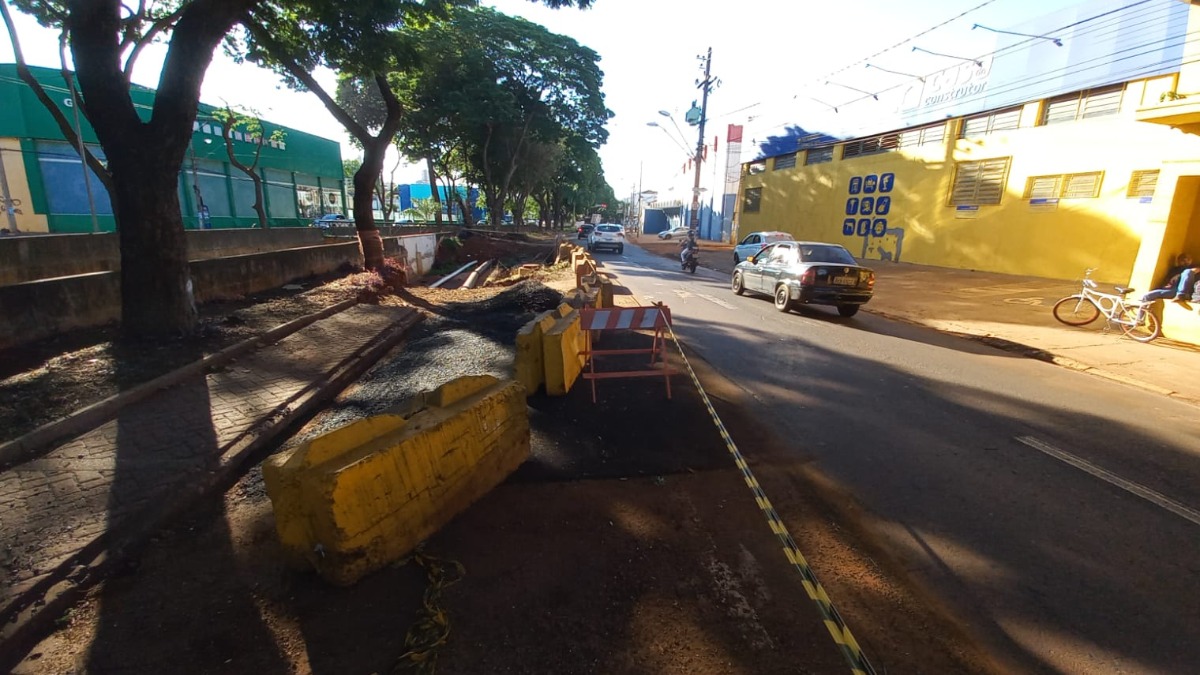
[[800, 245, 857, 264], [596, 225, 621, 232]]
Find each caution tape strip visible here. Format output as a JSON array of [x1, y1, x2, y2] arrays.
[[661, 313, 877, 675], [393, 547, 466, 674]]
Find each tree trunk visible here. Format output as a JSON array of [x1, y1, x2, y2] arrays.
[[354, 137, 388, 270], [108, 144, 197, 337], [426, 156, 443, 226], [250, 172, 269, 229], [67, 0, 250, 338]]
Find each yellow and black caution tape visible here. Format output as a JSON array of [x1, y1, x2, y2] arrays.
[[662, 314, 877, 675], [393, 547, 466, 674]]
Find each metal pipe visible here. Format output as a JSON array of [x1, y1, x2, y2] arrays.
[[428, 260, 476, 289], [462, 259, 495, 289]]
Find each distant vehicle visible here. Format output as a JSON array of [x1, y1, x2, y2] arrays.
[[587, 223, 625, 254], [733, 231, 794, 263], [731, 241, 875, 317], [657, 226, 691, 240], [577, 223, 594, 239], [311, 213, 350, 228]]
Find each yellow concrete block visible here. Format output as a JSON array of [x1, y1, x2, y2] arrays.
[[514, 309, 558, 395], [264, 376, 530, 585], [543, 310, 585, 396]]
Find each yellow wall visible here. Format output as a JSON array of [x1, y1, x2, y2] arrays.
[[0, 138, 48, 233], [737, 81, 1200, 286]]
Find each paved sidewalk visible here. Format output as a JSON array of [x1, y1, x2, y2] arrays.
[[0, 303, 419, 668], [865, 261, 1200, 404]]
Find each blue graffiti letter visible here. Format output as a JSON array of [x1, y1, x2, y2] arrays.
[[876, 196, 891, 215], [860, 196, 874, 216], [842, 218, 856, 235], [845, 197, 859, 216], [849, 176, 863, 195], [872, 218, 888, 237], [880, 173, 895, 193], [857, 218, 871, 237], [863, 175, 878, 194]]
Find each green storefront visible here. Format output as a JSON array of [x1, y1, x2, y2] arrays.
[[0, 64, 345, 233]]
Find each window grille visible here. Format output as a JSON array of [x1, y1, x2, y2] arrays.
[[773, 153, 797, 170], [841, 133, 899, 159], [743, 187, 763, 213], [1127, 170, 1159, 198], [1041, 84, 1124, 125], [899, 123, 946, 147], [1023, 172, 1103, 199], [950, 157, 1010, 205], [805, 146, 833, 165], [961, 108, 1021, 137], [1025, 175, 1062, 200]]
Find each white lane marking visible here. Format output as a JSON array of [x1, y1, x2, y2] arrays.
[[1016, 436, 1200, 527], [673, 289, 693, 299], [696, 292, 737, 310]]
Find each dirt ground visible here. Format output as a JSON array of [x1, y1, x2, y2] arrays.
[[7, 235, 1002, 674]]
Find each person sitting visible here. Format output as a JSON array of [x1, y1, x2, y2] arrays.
[[679, 231, 698, 264], [1141, 253, 1197, 303]]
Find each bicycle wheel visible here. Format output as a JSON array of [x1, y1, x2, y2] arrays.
[[1052, 295, 1100, 326], [1120, 307, 1160, 343]]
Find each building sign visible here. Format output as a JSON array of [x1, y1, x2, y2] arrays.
[[843, 173, 904, 262], [955, 205, 980, 219], [1029, 197, 1059, 213]]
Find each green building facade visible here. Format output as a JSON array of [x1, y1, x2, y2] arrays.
[[0, 64, 345, 233]]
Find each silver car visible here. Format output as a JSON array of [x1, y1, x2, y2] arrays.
[[587, 223, 625, 253], [733, 231, 794, 263], [731, 241, 875, 317]]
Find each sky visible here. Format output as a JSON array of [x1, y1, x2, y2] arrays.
[[1, 0, 1103, 204]]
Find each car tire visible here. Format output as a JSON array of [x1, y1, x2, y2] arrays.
[[733, 252, 740, 264], [774, 284, 793, 312], [663, 234, 672, 239], [837, 304, 860, 317], [732, 272, 745, 295], [617, 245, 624, 254]]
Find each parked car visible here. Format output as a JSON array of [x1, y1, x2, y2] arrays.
[[577, 223, 595, 239], [733, 231, 794, 263], [587, 223, 625, 253], [731, 241, 875, 317], [311, 213, 350, 228], [657, 226, 691, 240]]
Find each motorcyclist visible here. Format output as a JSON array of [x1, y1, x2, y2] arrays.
[[679, 230, 698, 265]]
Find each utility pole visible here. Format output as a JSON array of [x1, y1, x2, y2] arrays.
[[689, 47, 715, 231]]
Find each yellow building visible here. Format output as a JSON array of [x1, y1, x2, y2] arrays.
[[735, 0, 1200, 344]]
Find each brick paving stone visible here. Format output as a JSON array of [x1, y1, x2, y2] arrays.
[[0, 304, 413, 610]]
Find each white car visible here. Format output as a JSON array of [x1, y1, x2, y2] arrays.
[[733, 231, 795, 263], [657, 226, 691, 240], [587, 223, 625, 253]]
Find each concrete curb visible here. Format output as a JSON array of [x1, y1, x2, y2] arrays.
[[0, 298, 358, 471], [0, 307, 422, 673], [864, 308, 1198, 407]]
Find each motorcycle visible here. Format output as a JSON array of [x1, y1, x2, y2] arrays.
[[680, 246, 699, 274]]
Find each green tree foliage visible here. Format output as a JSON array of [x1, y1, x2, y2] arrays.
[[388, 6, 611, 227]]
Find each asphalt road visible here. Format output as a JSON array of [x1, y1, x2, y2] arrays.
[[601, 243, 1200, 675]]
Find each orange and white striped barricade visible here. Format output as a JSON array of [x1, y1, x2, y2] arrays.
[[578, 304, 675, 403]]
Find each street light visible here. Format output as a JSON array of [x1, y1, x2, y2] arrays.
[[658, 110, 691, 152], [646, 121, 693, 157]]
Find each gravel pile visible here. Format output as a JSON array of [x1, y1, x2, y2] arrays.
[[293, 280, 563, 440]]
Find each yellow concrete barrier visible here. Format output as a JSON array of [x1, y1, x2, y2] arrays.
[[543, 310, 585, 395], [514, 310, 560, 395], [263, 375, 530, 585]]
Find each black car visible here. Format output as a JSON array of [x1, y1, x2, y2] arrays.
[[577, 223, 594, 239], [731, 241, 875, 316]]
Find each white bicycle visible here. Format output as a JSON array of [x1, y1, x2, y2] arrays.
[[1051, 269, 1160, 343]]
